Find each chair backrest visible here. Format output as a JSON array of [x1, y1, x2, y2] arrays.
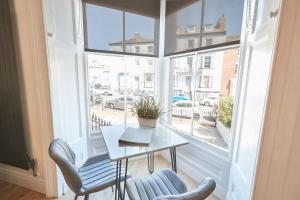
[[154, 177, 216, 200], [49, 138, 82, 194]]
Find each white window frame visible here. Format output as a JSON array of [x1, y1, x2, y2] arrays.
[[162, 44, 240, 153], [86, 52, 159, 129]]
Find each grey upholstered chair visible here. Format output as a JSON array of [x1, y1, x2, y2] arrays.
[[126, 169, 216, 200], [49, 138, 128, 200]]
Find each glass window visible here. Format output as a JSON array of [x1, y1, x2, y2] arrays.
[[147, 59, 153, 65], [84, 4, 123, 52], [203, 56, 212, 68], [206, 38, 213, 46], [83, 2, 159, 56], [187, 56, 193, 71], [165, 0, 202, 55], [87, 53, 156, 133], [135, 46, 140, 53], [166, 48, 240, 150], [170, 56, 194, 133], [148, 46, 154, 53], [165, 0, 244, 55], [188, 39, 195, 49], [199, 76, 211, 88]]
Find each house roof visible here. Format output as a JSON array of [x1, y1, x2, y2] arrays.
[[109, 33, 153, 46]]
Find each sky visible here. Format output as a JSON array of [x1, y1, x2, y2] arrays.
[[85, 0, 244, 50]]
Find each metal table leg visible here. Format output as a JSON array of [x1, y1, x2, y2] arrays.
[[170, 147, 177, 173], [115, 159, 129, 200], [147, 152, 154, 173]]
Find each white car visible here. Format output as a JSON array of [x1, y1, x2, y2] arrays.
[[99, 89, 113, 96], [172, 100, 200, 119], [105, 97, 134, 110], [199, 97, 219, 106]]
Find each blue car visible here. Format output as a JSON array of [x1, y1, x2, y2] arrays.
[[172, 95, 189, 102]]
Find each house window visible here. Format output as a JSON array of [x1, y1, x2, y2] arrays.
[[187, 57, 193, 72], [199, 76, 212, 88], [185, 76, 192, 86], [147, 59, 153, 65], [203, 56, 212, 68], [145, 74, 152, 82], [206, 38, 213, 46], [135, 46, 140, 53], [148, 46, 153, 53], [188, 39, 195, 49], [135, 59, 140, 65], [144, 73, 154, 88]]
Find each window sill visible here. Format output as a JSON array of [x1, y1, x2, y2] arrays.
[[159, 120, 230, 160]]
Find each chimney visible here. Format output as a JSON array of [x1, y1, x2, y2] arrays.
[[215, 15, 226, 31], [133, 32, 141, 39]]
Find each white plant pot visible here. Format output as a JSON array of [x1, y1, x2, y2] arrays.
[[138, 117, 157, 128]]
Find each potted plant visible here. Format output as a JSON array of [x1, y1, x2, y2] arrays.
[[134, 97, 163, 128]]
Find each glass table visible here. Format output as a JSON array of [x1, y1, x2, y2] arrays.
[[101, 124, 189, 200]]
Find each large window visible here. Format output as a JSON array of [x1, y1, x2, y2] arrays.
[[88, 53, 157, 136], [83, 1, 160, 56], [165, 0, 244, 55], [165, 47, 240, 150]]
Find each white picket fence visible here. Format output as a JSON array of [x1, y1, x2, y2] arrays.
[[172, 108, 217, 127]]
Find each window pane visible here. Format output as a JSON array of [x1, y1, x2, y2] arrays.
[[166, 48, 240, 150], [165, 0, 202, 55], [170, 56, 194, 133], [193, 48, 240, 149], [84, 4, 123, 52], [124, 12, 158, 55], [88, 53, 126, 137], [202, 0, 244, 47], [165, 0, 244, 55], [126, 56, 156, 124], [83, 2, 159, 56]]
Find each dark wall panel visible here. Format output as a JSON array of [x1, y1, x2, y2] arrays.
[[0, 0, 28, 169]]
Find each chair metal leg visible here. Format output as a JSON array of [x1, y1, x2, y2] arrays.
[[74, 194, 78, 200], [84, 194, 89, 200]]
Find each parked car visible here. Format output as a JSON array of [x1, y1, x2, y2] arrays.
[[199, 97, 219, 106], [90, 94, 103, 105], [172, 100, 200, 119], [105, 97, 134, 110], [99, 89, 113, 96], [172, 94, 190, 102], [133, 90, 150, 97]]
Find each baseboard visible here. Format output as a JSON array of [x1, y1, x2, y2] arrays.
[[0, 163, 45, 194]]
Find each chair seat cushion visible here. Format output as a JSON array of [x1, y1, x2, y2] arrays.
[[126, 169, 188, 200], [78, 154, 130, 194]]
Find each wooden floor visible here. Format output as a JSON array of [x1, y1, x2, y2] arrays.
[[0, 156, 218, 200]]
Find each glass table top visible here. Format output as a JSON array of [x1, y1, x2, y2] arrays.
[[101, 124, 189, 161]]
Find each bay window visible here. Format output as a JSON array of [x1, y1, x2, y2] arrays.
[[83, 0, 244, 152]]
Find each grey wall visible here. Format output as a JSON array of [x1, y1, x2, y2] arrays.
[[0, 0, 28, 170]]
